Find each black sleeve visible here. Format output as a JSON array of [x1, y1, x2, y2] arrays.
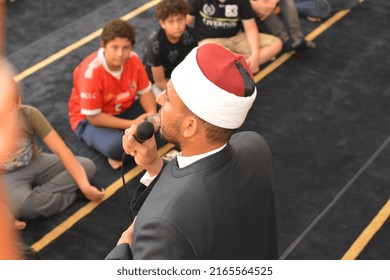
[[130, 160, 169, 212], [240, 0, 256, 20], [187, 0, 201, 16], [105, 243, 133, 260], [133, 219, 196, 260]]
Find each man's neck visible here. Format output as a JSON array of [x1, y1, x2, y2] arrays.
[[177, 143, 227, 168], [180, 141, 227, 157]]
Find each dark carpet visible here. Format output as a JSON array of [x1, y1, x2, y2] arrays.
[[4, 0, 389, 259]]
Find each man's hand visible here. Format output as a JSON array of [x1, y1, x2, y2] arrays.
[[123, 124, 163, 176], [117, 217, 136, 247]]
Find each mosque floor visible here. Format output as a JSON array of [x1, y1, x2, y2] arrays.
[[4, 0, 389, 260]]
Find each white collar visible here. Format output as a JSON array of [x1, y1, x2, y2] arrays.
[[97, 48, 123, 79], [176, 143, 227, 168]]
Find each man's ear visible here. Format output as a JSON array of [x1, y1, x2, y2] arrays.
[[100, 40, 105, 48], [183, 115, 199, 138]]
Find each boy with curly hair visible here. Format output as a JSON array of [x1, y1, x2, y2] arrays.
[[69, 19, 157, 169], [143, 0, 197, 96]]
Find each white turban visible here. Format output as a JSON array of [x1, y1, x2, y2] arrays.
[[171, 43, 257, 129]]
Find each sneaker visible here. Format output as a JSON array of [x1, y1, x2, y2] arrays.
[[282, 39, 294, 52], [291, 38, 303, 49], [300, 39, 316, 49]]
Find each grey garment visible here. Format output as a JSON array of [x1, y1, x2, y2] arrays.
[[116, 131, 277, 260], [327, 0, 360, 12], [263, 0, 304, 44], [4, 153, 96, 219], [295, 0, 359, 19], [295, 0, 331, 18], [105, 243, 132, 260]]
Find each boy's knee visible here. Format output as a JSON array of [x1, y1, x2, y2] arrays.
[[316, 0, 332, 18], [16, 197, 38, 219], [77, 156, 96, 177], [104, 145, 124, 161], [17, 192, 77, 219], [344, 0, 360, 9]]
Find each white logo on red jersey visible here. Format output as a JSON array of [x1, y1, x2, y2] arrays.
[[115, 103, 122, 112], [116, 92, 131, 101], [81, 92, 97, 99]]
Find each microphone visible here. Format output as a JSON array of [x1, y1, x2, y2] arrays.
[[133, 121, 155, 144], [122, 121, 155, 160], [121, 120, 155, 222]]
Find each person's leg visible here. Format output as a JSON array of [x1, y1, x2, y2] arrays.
[[199, 33, 282, 66], [79, 124, 124, 160], [257, 33, 283, 64], [295, 0, 332, 19], [28, 154, 95, 218], [198, 37, 229, 47], [0, 201, 27, 230], [4, 153, 94, 218], [33, 153, 96, 191], [280, 0, 303, 43], [76, 101, 145, 163], [4, 163, 38, 219], [263, 14, 290, 44], [107, 101, 146, 166], [327, 0, 360, 12], [229, 33, 282, 65], [280, 0, 316, 49]]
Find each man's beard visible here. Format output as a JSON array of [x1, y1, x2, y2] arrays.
[[159, 118, 182, 148]]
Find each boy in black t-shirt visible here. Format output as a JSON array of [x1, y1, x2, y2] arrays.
[[143, 0, 197, 96], [187, 0, 282, 73]]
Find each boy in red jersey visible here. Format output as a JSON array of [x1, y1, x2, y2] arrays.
[[68, 19, 157, 169]]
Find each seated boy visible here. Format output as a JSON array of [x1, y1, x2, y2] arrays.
[[68, 19, 157, 169], [0, 60, 104, 223], [143, 0, 197, 96], [186, 0, 282, 73]]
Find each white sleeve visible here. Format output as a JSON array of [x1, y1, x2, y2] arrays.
[[139, 171, 158, 187]]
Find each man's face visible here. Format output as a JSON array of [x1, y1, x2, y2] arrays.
[[103, 37, 132, 71], [160, 14, 187, 42], [156, 80, 186, 146]]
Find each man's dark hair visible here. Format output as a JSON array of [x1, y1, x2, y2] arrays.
[[198, 118, 235, 144], [155, 0, 190, 20], [101, 19, 136, 46], [180, 105, 234, 144]]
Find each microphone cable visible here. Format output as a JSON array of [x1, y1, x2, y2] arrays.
[[120, 121, 155, 223], [121, 153, 134, 223]]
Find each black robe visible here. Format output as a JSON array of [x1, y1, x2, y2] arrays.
[[106, 131, 278, 260]]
